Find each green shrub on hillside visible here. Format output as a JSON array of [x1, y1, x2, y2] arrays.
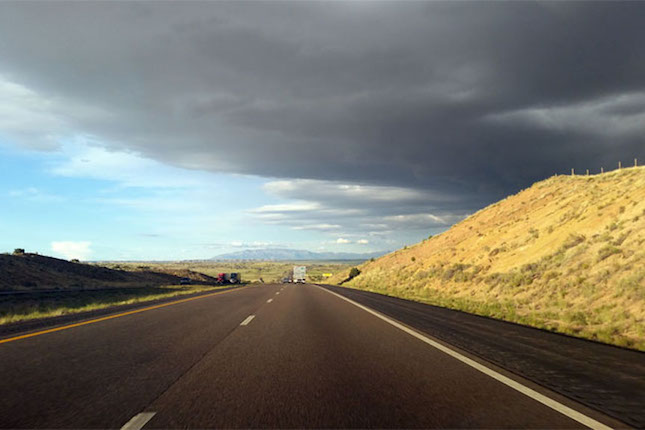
[[562, 234, 586, 250], [597, 245, 621, 262]]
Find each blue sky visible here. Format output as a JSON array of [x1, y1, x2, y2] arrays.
[[0, 141, 301, 260], [0, 137, 437, 260]]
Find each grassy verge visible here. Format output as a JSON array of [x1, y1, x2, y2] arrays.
[[0, 284, 233, 325], [337, 278, 645, 351]]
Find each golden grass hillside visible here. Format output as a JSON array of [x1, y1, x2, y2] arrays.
[[331, 167, 645, 350]]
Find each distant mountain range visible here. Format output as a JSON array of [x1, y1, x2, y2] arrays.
[[211, 248, 387, 261]]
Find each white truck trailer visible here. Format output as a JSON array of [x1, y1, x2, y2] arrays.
[[293, 266, 306, 283]]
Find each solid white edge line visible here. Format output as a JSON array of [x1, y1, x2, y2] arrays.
[[121, 412, 156, 430], [267, 298, 273, 303], [240, 314, 255, 326], [314, 285, 612, 430]]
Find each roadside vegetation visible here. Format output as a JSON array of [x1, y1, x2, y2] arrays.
[[0, 284, 230, 325], [0, 252, 207, 292], [0, 257, 355, 326], [330, 167, 645, 351], [100, 260, 356, 283]]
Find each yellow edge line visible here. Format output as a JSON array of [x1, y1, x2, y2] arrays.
[[0, 286, 247, 345]]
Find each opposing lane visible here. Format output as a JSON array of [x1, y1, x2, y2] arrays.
[[0, 285, 281, 428]]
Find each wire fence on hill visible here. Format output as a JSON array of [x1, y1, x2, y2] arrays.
[[570, 158, 639, 176]]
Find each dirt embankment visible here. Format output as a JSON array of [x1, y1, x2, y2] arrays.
[[0, 253, 215, 291]]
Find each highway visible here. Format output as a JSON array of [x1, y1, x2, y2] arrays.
[[0, 283, 636, 429]]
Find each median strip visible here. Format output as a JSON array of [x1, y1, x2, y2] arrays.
[[0, 287, 247, 345]]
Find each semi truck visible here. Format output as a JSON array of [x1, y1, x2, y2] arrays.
[[217, 273, 241, 284], [293, 266, 306, 284]]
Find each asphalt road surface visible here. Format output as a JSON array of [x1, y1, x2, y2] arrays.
[[319, 284, 645, 429], [0, 283, 631, 429]]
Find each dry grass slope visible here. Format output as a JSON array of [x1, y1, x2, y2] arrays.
[[0, 254, 225, 324], [331, 167, 645, 350], [0, 253, 191, 291]]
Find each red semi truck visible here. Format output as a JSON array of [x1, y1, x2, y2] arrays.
[[217, 273, 241, 284]]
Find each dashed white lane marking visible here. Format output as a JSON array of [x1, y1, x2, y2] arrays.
[[267, 298, 273, 303], [121, 412, 156, 430], [240, 315, 255, 326], [315, 285, 612, 430], [276, 292, 280, 295]]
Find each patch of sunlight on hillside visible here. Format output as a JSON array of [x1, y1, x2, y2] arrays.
[[331, 167, 645, 350]]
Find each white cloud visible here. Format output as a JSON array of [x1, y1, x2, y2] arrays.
[[251, 202, 321, 213], [263, 179, 452, 206], [93, 194, 210, 213], [0, 75, 108, 150], [0, 76, 68, 150], [51, 241, 92, 260], [385, 213, 445, 224], [291, 223, 341, 231], [336, 238, 350, 244], [384, 213, 463, 229], [50, 141, 210, 189], [9, 187, 64, 202], [250, 177, 467, 238], [357, 239, 369, 244]]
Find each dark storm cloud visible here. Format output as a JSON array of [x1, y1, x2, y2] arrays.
[[1, 1, 644, 210]]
